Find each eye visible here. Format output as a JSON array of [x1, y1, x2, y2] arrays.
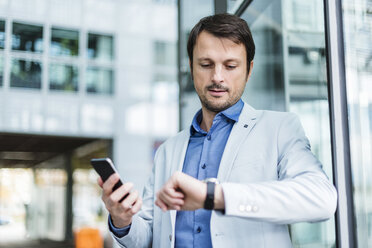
[[200, 64, 212, 68], [226, 65, 237, 70]]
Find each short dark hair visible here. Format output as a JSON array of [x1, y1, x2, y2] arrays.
[[187, 13, 255, 73]]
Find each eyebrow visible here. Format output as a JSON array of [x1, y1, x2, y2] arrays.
[[197, 58, 241, 63]]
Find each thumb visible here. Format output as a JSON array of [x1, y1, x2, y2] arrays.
[[97, 177, 103, 188]]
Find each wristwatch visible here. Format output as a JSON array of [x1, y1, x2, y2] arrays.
[[203, 178, 219, 210]]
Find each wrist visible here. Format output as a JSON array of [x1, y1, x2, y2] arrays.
[[112, 216, 132, 228], [214, 184, 225, 210], [203, 178, 222, 210]]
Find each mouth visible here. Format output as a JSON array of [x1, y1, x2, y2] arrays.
[[208, 88, 228, 97]]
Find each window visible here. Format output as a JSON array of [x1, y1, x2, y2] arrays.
[[87, 33, 113, 61], [49, 64, 78, 92], [342, 0, 372, 246], [154, 41, 176, 66], [12, 22, 43, 53], [0, 20, 5, 49], [86, 67, 113, 95], [11, 59, 42, 89], [50, 28, 79, 57]]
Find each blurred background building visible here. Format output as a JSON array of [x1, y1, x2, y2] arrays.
[[0, 0, 178, 247], [0, 0, 371, 248]]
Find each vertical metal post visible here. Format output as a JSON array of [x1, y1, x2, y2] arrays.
[[323, 0, 356, 247], [177, 0, 183, 131], [65, 152, 74, 242], [214, 0, 227, 14]]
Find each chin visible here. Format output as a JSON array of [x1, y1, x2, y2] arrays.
[[204, 101, 233, 113]]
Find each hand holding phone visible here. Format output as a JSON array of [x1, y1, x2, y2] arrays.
[[92, 157, 142, 228], [90, 158, 123, 192]]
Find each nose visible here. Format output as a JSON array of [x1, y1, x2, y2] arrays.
[[212, 65, 224, 83]]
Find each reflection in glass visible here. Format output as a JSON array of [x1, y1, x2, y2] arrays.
[[87, 34, 113, 61], [0, 169, 34, 242], [227, 0, 244, 13], [11, 59, 42, 89], [154, 41, 176, 66], [0, 55, 3, 87], [30, 168, 67, 241], [0, 20, 5, 49], [12, 23, 43, 53], [86, 67, 113, 95], [50, 28, 79, 56], [72, 169, 108, 233], [179, 0, 214, 129], [342, 0, 372, 247], [242, 0, 285, 111], [49, 64, 78, 92], [241, 0, 335, 247]]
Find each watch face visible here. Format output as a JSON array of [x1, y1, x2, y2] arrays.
[[204, 178, 219, 184]]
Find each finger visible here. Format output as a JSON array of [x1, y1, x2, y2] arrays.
[[157, 190, 184, 208], [165, 187, 184, 199], [128, 196, 142, 215], [155, 198, 168, 212], [121, 190, 139, 211], [97, 177, 103, 188], [102, 174, 120, 195], [168, 204, 182, 211], [109, 182, 133, 203]]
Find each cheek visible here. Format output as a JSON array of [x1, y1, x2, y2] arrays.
[[193, 71, 210, 86], [229, 74, 247, 93]]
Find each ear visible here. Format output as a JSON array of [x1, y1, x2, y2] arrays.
[[246, 60, 254, 81], [189, 59, 194, 80]]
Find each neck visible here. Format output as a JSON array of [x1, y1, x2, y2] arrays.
[[200, 107, 217, 132]]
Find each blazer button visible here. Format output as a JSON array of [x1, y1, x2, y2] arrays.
[[239, 205, 245, 212], [252, 206, 259, 212], [245, 205, 252, 212]]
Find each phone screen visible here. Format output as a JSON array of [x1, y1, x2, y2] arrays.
[[90, 158, 123, 192]]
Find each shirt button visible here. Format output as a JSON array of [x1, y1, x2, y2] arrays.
[[201, 163, 206, 169], [196, 226, 202, 233], [207, 135, 211, 140]]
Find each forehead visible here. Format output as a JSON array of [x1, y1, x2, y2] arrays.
[[193, 31, 246, 61]]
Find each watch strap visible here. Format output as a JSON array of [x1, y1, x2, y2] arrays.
[[204, 181, 215, 210]]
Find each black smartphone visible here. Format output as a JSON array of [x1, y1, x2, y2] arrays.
[[90, 157, 123, 192]]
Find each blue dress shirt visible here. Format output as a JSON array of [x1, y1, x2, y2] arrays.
[[109, 100, 244, 247], [175, 100, 243, 248]]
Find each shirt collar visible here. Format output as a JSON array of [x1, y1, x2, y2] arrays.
[[190, 99, 244, 135]]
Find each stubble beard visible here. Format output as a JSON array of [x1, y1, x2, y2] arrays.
[[198, 92, 241, 113]]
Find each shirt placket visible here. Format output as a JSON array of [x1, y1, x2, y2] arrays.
[[193, 116, 220, 248]]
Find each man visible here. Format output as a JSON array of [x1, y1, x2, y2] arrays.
[[99, 14, 337, 248]]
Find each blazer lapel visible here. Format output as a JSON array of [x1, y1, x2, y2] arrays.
[[217, 103, 261, 182], [168, 130, 190, 237]]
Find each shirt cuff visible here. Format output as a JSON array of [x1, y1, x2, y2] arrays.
[[108, 215, 131, 238]]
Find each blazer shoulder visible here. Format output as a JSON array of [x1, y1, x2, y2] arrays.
[[241, 102, 298, 125], [257, 110, 299, 126]]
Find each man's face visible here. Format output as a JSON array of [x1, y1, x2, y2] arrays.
[[191, 31, 252, 113]]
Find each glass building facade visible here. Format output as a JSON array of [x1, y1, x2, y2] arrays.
[[0, 0, 178, 247]]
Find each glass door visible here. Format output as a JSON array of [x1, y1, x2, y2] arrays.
[[240, 0, 336, 246]]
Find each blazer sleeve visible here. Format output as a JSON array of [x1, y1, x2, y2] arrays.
[[111, 146, 165, 247], [221, 113, 337, 224]]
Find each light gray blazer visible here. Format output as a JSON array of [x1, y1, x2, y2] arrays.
[[112, 103, 337, 248]]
